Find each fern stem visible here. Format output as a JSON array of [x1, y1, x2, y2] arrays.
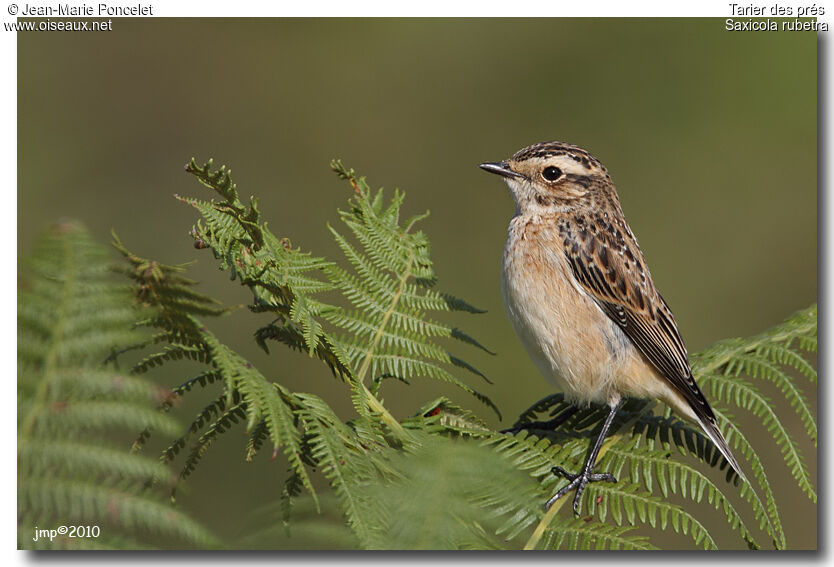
[[350, 251, 415, 439], [361, 382, 408, 438], [523, 482, 568, 549], [354, 252, 414, 386]]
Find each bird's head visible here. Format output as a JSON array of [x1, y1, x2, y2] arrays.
[[480, 141, 610, 215]]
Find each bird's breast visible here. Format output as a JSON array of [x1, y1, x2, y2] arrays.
[[501, 216, 634, 405]]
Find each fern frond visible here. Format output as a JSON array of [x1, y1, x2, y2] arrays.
[[160, 394, 232, 465], [755, 342, 816, 382], [33, 400, 181, 438], [356, 434, 543, 550], [542, 517, 658, 550], [177, 402, 247, 484], [322, 162, 497, 416], [583, 481, 717, 549], [45, 369, 173, 404], [701, 372, 814, 500], [601, 436, 759, 549], [18, 222, 216, 549], [130, 344, 211, 373], [691, 306, 817, 475], [630, 411, 779, 546], [112, 230, 231, 320], [178, 158, 494, 428], [403, 397, 492, 435], [20, 479, 216, 548], [295, 392, 389, 547], [122, 158, 498, 513], [20, 441, 169, 485], [720, 351, 816, 444], [711, 408, 785, 548]]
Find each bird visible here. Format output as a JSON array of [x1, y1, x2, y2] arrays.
[[479, 141, 745, 514]]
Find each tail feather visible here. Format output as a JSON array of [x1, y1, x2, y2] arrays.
[[696, 415, 747, 484]]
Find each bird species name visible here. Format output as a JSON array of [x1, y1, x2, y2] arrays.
[[725, 17, 828, 30]]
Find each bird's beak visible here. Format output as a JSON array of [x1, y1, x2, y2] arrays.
[[479, 161, 524, 180]]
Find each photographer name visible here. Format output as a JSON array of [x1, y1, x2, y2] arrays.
[[20, 3, 153, 16]]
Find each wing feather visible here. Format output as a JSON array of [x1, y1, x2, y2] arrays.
[[561, 216, 716, 422], [560, 214, 746, 479]]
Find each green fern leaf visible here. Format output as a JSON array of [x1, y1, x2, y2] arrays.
[[18, 222, 216, 549], [542, 517, 658, 550]]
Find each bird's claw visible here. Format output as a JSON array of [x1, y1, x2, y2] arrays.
[[546, 466, 617, 515]]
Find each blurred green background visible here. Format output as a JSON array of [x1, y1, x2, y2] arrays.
[[18, 19, 816, 549]]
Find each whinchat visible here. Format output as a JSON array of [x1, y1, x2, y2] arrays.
[[479, 141, 745, 513]]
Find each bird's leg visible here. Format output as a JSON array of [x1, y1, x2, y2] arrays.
[[546, 399, 623, 515], [500, 406, 579, 434]]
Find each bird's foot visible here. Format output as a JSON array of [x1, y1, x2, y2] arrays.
[[546, 466, 617, 515]]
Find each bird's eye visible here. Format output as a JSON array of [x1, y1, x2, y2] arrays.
[[542, 166, 563, 181]]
